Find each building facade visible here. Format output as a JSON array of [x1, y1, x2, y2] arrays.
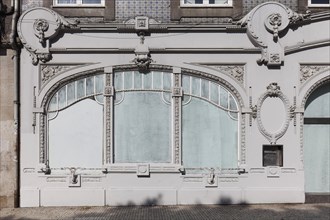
[[0, 0, 329, 207]]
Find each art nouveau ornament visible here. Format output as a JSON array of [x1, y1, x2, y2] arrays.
[[17, 7, 78, 65], [238, 2, 310, 67], [256, 83, 292, 144]]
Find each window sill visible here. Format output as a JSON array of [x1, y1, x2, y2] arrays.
[[105, 164, 183, 173], [308, 4, 330, 7]]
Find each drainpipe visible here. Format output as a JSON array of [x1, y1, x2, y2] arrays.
[[9, 0, 20, 208]]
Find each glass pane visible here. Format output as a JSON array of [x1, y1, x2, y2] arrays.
[[67, 82, 75, 106], [48, 99, 103, 168], [95, 74, 104, 94], [49, 94, 58, 111], [304, 124, 330, 192], [229, 94, 238, 111], [86, 76, 94, 96], [305, 83, 330, 117], [191, 77, 200, 96], [114, 92, 171, 163], [210, 83, 219, 104], [77, 79, 85, 99], [95, 95, 104, 104], [153, 72, 162, 89], [163, 72, 171, 90], [182, 97, 238, 168], [184, 0, 203, 4], [220, 87, 228, 109], [134, 71, 142, 89], [311, 0, 329, 4], [201, 79, 209, 99], [58, 86, 66, 109], [115, 72, 123, 90], [82, 0, 101, 4], [57, 0, 77, 4], [124, 72, 133, 89], [209, 0, 228, 4], [182, 75, 190, 94], [144, 72, 152, 89]]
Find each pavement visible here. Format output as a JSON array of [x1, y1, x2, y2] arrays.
[[0, 203, 330, 220]]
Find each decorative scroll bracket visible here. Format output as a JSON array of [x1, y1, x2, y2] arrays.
[[17, 7, 78, 65], [238, 2, 311, 67]]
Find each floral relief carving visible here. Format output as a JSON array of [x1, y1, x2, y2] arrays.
[[41, 65, 75, 84], [207, 65, 245, 85], [33, 19, 49, 44], [300, 65, 330, 84]]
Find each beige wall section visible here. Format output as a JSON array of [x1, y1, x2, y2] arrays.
[[0, 49, 18, 208]]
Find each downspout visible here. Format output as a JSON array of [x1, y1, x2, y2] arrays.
[[9, 0, 20, 208]]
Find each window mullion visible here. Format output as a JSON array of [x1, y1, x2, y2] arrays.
[[104, 67, 114, 165], [172, 68, 183, 165]]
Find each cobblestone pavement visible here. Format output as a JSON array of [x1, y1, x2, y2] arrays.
[[1, 203, 329, 220]]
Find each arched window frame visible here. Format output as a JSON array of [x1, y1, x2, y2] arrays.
[[39, 65, 245, 175]]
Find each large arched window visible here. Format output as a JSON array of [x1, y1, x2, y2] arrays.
[[45, 69, 240, 171], [304, 82, 330, 193]]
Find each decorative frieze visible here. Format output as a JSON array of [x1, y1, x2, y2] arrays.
[[207, 65, 245, 85], [300, 65, 330, 84], [40, 65, 76, 85]]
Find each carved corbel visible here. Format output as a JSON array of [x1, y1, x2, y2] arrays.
[[17, 7, 78, 65], [132, 32, 153, 72]]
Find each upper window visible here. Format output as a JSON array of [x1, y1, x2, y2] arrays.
[[54, 0, 105, 6], [308, 0, 330, 7], [181, 0, 233, 7]]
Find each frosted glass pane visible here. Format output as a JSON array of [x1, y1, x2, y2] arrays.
[[58, 87, 66, 109], [58, 0, 76, 3], [124, 72, 133, 89], [115, 72, 123, 90], [182, 97, 238, 168], [229, 94, 238, 111], [95, 95, 104, 104], [182, 75, 190, 94], [210, 83, 219, 104], [201, 79, 209, 99], [67, 82, 75, 106], [134, 71, 142, 89], [191, 77, 200, 96], [153, 72, 162, 89], [304, 125, 330, 192], [86, 76, 94, 96], [220, 87, 228, 109], [305, 83, 330, 117], [49, 99, 103, 168], [144, 72, 152, 89], [163, 72, 171, 90], [95, 75, 104, 94], [77, 79, 85, 99], [114, 92, 171, 163], [49, 94, 58, 111]]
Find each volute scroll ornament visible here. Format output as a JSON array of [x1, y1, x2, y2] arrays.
[[17, 7, 78, 65], [238, 2, 311, 67]]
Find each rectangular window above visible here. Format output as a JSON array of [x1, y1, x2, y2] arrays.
[[54, 0, 105, 7], [308, 0, 330, 7], [181, 0, 233, 7]]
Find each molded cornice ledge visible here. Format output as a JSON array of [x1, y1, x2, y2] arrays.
[[17, 7, 78, 65]]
